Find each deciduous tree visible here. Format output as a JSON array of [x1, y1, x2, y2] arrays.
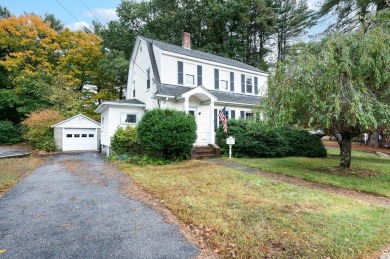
[[318, 0, 389, 32], [264, 17, 390, 167]]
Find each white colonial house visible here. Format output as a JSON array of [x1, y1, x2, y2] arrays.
[[96, 33, 268, 155]]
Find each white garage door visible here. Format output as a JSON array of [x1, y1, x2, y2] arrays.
[[63, 128, 97, 151]]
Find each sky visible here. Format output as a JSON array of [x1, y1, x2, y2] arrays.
[[0, 0, 330, 35], [0, 0, 121, 30]]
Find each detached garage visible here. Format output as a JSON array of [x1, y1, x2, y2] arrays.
[[51, 114, 101, 151]]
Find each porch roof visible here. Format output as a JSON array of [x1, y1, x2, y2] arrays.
[[154, 84, 262, 106]]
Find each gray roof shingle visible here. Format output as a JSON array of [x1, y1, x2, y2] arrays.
[[155, 84, 261, 105], [106, 99, 145, 105], [210, 90, 261, 105], [139, 36, 265, 73], [155, 84, 192, 96]]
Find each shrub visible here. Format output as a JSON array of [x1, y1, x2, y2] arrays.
[[0, 120, 21, 145], [137, 109, 196, 160], [111, 126, 140, 155], [216, 120, 288, 157], [22, 109, 64, 151], [216, 120, 326, 158], [283, 129, 327, 157]]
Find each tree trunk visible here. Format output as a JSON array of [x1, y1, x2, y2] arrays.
[[331, 128, 342, 155], [340, 136, 352, 168]]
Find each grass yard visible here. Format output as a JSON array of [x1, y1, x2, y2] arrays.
[[232, 149, 390, 197], [118, 160, 390, 258], [0, 156, 47, 195]]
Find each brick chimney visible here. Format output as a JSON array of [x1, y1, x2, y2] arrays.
[[182, 32, 191, 49]]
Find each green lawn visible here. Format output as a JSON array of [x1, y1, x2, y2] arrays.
[[118, 160, 390, 258], [0, 156, 47, 195], [231, 149, 390, 197]]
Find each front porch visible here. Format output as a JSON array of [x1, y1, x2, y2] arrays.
[[156, 85, 218, 146]]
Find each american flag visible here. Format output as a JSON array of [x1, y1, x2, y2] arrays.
[[218, 106, 227, 133]]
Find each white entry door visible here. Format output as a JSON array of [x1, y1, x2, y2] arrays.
[[63, 128, 97, 151]]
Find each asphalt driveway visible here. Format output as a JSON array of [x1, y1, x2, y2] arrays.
[[0, 152, 199, 258]]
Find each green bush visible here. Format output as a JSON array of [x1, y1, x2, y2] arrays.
[[35, 137, 56, 152], [283, 129, 327, 157], [111, 126, 140, 155], [216, 120, 326, 158], [0, 120, 21, 145], [137, 109, 196, 160]]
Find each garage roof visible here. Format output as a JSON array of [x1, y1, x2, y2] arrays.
[[51, 114, 101, 128]]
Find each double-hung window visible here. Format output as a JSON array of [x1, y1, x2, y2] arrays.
[[219, 70, 229, 91], [185, 63, 196, 86], [246, 76, 253, 93]]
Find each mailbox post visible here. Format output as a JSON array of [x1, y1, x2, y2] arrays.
[[226, 136, 235, 159]]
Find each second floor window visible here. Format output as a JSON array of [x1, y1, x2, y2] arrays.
[[185, 63, 196, 86], [242, 74, 255, 94], [220, 70, 229, 90], [186, 74, 194, 85], [246, 76, 253, 93], [146, 68, 150, 89]]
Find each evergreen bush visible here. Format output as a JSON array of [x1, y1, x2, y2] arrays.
[[137, 109, 196, 160], [111, 126, 140, 155], [216, 120, 326, 158], [0, 120, 21, 145], [283, 129, 327, 157]]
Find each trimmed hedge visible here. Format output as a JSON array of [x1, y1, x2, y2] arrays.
[[216, 119, 326, 158], [137, 109, 196, 160], [0, 120, 21, 145]]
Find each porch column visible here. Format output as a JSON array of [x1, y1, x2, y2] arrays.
[[184, 97, 189, 114], [209, 100, 215, 144]]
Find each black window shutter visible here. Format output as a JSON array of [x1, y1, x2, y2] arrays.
[[214, 109, 218, 131], [241, 74, 245, 93], [214, 69, 219, 90], [254, 77, 258, 94], [231, 110, 235, 119], [240, 111, 245, 118], [178, 61, 183, 85], [197, 65, 202, 86], [230, 72, 234, 92]]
